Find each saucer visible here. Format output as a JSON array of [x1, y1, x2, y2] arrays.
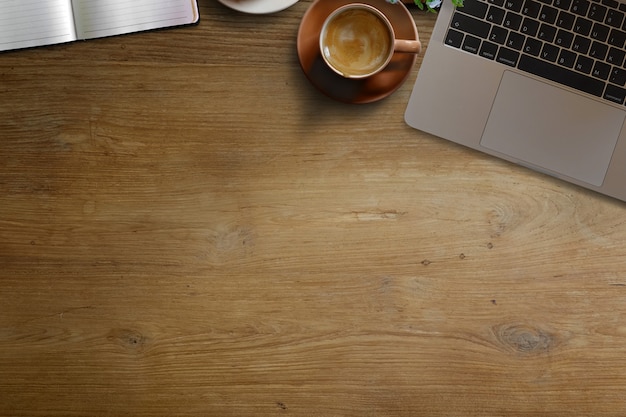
[[218, 0, 299, 14], [297, 0, 419, 104]]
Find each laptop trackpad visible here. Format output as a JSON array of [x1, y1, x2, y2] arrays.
[[480, 71, 625, 186]]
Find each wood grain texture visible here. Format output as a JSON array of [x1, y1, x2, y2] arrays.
[[2, 1, 626, 416]]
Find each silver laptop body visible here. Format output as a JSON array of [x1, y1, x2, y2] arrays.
[[405, 0, 626, 202]]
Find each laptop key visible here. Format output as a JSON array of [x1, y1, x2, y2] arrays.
[[487, 6, 506, 24], [555, 29, 575, 47], [490, 25, 509, 43], [554, 0, 572, 10], [539, 5, 559, 23], [575, 55, 594, 73], [588, 3, 608, 22], [591, 22, 610, 41], [450, 13, 491, 39], [521, 17, 540, 35], [538, 23, 558, 41], [507, 31, 526, 49], [604, 84, 626, 104], [460, 0, 489, 18], [504, 11, 523, 30], [589, 40, 608, 60], [608, 28, 626, 47], [445, 28, 465, 47], [571, 0, 590, 16], [574, 16, 593, 35], [572, 35, 591, 53], [479, 40, 499, 59], [541, 43, 560, 61], [556, 10, 576, 29], [518, 54, 605, 96], [605, 9, 624, 28], [609, 67, 626, 85], [496, 47, 520, 65], [592, 61, 611, 80], [607, 47, 626, 66], [463, 35, 482, 53], [522, 0, 542, 17], [558, 49, 577, 67], [504, 0, 525, 12], [523, 37, 543, 55]]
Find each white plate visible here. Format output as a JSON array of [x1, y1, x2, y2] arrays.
[[217, 0, 299, 14]]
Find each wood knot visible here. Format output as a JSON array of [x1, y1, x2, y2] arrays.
[[493, 323, 555, 356], [107, 328, 150, 352]]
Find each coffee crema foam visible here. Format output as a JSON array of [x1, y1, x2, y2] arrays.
[[322, 9, 392, 77]]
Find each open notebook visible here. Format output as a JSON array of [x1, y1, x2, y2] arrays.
[[0, 0, 199, 52]]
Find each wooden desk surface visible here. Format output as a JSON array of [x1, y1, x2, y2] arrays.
[[2, 1, 626, 416]]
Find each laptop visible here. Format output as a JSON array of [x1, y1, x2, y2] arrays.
[[404, 0, 626, 202]]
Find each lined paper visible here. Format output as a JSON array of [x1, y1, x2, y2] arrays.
[[72, 0, 198, 39], [0, 0, 76, 51]]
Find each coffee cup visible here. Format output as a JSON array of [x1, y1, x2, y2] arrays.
[[319, 3, 421, 79]]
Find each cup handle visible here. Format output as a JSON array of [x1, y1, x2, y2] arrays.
[[394, 39, 422, 54]]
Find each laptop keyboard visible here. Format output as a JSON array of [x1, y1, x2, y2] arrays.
[[445, 0, 626, 104]]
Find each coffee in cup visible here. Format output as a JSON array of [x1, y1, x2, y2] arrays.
[[319, 3, 421, 79]]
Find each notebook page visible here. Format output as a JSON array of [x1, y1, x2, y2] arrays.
[[0, 0, 76, 52], [72, 0, 199, 40]]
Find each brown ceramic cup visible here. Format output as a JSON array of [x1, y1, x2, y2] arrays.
[[319, 3, 421, 79]]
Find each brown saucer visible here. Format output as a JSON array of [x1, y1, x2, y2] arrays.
[[297, 0, 419, 104]]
